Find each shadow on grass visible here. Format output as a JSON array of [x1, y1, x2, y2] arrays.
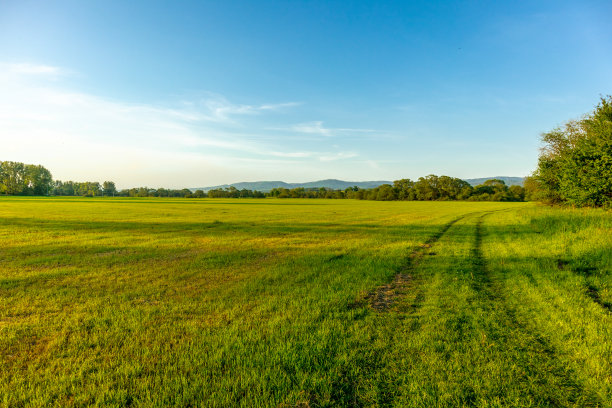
[[0, 208, 610, 406]]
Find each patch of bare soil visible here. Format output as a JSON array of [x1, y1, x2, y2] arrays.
[[366, 273, 413, 311]]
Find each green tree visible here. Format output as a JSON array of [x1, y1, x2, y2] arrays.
[[24, 164, 53, 195], [507, 185, 526, 202], [535, 96, 612, 207], [437, 176, 473, 200], [103, 181, 117, 197], [523, 176, 541, 201], [0, 161, 27, 195], [414, 175, 440, 200], [374, 184, 397, 201], [393, 178, 415, 200], [137, 187, 149, 197]]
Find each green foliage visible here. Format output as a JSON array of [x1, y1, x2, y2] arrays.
[[53, 180, 102, 197], [207, 186, 265, 198], [269, 175, 525, 202], [523, 175, 544, 202], [414, 174, 473, 200], [393, 178, 416, 200], [103, 181, 117, 196], [0, 161, 53, 195], [467, 179, 525, 202], [535, 96, 612, 207]]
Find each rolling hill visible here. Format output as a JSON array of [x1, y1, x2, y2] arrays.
[[464, 177, 525, 186], [194, 179, 393, 192], [194, 177, 525, 192]]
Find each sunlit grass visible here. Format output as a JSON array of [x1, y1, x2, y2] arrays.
[[0, 197, 610, 407]]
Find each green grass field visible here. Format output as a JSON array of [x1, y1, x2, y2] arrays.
[[1, 197, 610, 407]]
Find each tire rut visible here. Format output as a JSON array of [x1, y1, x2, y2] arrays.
[[585, 284, 612, 313], [365, 214, 470, 312], [557, 259, 612, 313], [471, 212, 603, 407], [469, 214, 494, 296]]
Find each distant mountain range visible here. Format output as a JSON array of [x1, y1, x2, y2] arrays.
[[463, 177, 525, 186], [193, 176, 525, 192], [193, 179, 393, 192]]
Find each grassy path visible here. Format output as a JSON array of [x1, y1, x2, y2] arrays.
[[366, 212, 472, 311], [481, 207, 612, 406], [363, 210, 607, 407], [469, 213, 601, 407]]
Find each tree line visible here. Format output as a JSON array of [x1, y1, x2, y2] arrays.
[[269, 176, 526, 201], [0, 166, 267, 198], [0, 161, 53, 195], [53, 181, 200, 198], [1, 160, 525, 201], [528, 96, 612, 208], [205, 187, 266, 198]]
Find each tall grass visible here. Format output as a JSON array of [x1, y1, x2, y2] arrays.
[[0, 197, 609, 407]]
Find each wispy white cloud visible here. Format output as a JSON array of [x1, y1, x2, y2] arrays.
[[270, 121, 377, 137], [267, 150, 358, 161], [259, 102, 302, 111], [1, 62, 63, 76], [319, 152, 359, 161], [290, 121, 333, 136], [269, 151, 314, 158], [366, 160, 380, 169], [0, 63, 362, 186], [199, 97, 300, 122]]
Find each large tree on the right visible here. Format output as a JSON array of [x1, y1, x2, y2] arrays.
[[535, 96, 612, 208]]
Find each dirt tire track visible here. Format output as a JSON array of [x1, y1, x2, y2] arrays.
[[469, 214, 494, 296], [365, 213, 474, 312], [471, 212, 604, 407]]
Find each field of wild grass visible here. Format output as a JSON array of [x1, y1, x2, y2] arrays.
[[0, 197, 610, 407]]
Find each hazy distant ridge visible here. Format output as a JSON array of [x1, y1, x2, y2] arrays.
[[463, 177, 525, 187], [195, 176, 525, 192], [194, 179, 392, 192]]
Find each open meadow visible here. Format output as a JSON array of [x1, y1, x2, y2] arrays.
[[0, 197, 611, 407]]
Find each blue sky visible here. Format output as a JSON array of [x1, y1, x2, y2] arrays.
[[1, 0, 611, 188]]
